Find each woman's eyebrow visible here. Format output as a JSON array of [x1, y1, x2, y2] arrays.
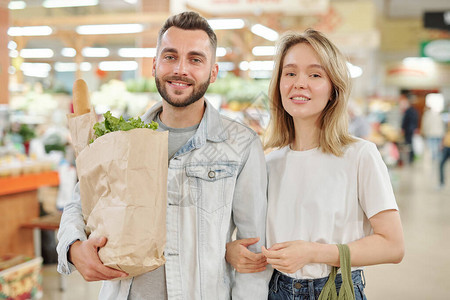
[[282, 63, 325, 70]]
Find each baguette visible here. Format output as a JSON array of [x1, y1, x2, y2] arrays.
[[72, 79, 91, 116]]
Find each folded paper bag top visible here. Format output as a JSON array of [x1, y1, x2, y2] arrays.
[[67, 109, 97, 157]]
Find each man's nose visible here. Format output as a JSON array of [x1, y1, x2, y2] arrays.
[[174, 58, 188, 76]]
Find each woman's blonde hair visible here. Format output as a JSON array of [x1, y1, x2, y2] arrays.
[[264, 29, 356, 156]]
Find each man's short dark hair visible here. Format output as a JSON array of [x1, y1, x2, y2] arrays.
[[157, 11, 217, 57]]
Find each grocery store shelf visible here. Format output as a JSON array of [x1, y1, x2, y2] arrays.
[[0, 171, 59, 196]]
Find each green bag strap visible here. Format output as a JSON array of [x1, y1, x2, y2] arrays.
[[337, 244, 355, 300], [318, 244, 355, 300], [318, 264, 338, 300]]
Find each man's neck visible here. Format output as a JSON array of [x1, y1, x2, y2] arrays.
[[159, 98, 205, 128]]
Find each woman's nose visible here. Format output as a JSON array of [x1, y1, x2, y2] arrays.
[[294, 75, 307, 89]]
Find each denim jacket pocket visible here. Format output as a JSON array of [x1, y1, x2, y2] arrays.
[[186, 163, 237, 213]]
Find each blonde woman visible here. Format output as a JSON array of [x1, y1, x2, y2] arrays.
[[225, 29, 404, 299]]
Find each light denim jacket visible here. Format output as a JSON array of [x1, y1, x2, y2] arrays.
[[57, 100, 269, 299]]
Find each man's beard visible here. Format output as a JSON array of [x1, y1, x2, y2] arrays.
[[155, 74, 210, 108]]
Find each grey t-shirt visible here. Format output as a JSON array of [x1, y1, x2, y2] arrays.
[[128, 113, 198, 300]]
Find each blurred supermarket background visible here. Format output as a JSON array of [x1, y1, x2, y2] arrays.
[[0, 0, 449, 299]]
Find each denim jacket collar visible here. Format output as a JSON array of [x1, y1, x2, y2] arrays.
[[142, 98, 228, 151]]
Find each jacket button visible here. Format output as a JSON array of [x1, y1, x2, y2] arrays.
[[294, 282, 302, 289], [208, 170, 216, 178]]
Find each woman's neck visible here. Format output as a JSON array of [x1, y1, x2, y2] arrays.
[[291, 120, 320, 151]]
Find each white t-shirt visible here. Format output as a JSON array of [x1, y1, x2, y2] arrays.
[[266, 138, 398, 279]]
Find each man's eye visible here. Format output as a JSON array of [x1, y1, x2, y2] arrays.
[[192, 58, 202, 63], [165, 55, 175, 60]]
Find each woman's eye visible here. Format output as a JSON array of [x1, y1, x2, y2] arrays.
[[285, 72, 296, 77], [311, 73, 321, 78]]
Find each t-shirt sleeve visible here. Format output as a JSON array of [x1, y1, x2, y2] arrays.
[[357, 142, 398, 219]]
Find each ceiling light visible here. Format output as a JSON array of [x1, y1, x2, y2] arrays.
[[55, 62, 92, 72], [239, 61, 249, 71], [118, 48, 156, 58], [76, 24, 144, 35], [21, 63, 51, 78], [249, 71, 272, 79], [20, 48, 54, 58], [8, 26, 52, 36], [208, 19, 245, 30], [123, 0, 138, 4], [8, 41, 17, 50], [82, 47, 110, 57], [43, 0, 99, 8], [216, 47, 227, 57], [9, 50, 19, 58], [252, 46, 276, 56], [99, 61, 139, 71], [346, 62, 363, 79], [61, 48, 77, 57], [239, 61, 274, 71], [217, 62, 235, 71], [251, 24, 279, 41], [8, 1, 26, 10]]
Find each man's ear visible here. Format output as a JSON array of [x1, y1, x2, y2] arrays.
[[152, 57, 156, 77], [210, 63, 219, 84]]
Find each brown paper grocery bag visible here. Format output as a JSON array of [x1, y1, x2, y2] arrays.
[[67, 108, 97, 157], [69, 112, 168, 278]]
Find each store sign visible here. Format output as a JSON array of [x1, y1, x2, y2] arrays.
[[385, 61, 450, 89], [186, 0, 329, 15], [423, 11, 450, 31], [421, 40, 450, 63]]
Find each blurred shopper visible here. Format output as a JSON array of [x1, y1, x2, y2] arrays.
[[439, 123, 450, 189], [226, 29, 404, 299], [421, 106, 445, 162], [57, 11, 268, 299], [348, 102, 371, 139], [400, 92, 419, 163]]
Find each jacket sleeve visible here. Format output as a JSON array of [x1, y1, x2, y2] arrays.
[[231, 135, 272, 299], [56, 182, 88, 275]]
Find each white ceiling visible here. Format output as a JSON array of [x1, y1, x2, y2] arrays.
[[8, 0, 450, 63], [14, 0, 450, 18]]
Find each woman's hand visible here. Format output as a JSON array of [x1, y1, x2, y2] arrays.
[[262, 240, 314, 274], [225, 238, 267, 273]]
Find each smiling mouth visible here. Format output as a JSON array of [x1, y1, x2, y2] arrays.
[[168, 81, 192, 87], [291, 96, 310, 102], [166, 76, 194, 87]]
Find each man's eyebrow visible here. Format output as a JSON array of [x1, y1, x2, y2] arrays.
[[188, 51, 207, 59], [160, 48, 208, 59], [160, 47, 177, 54]]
